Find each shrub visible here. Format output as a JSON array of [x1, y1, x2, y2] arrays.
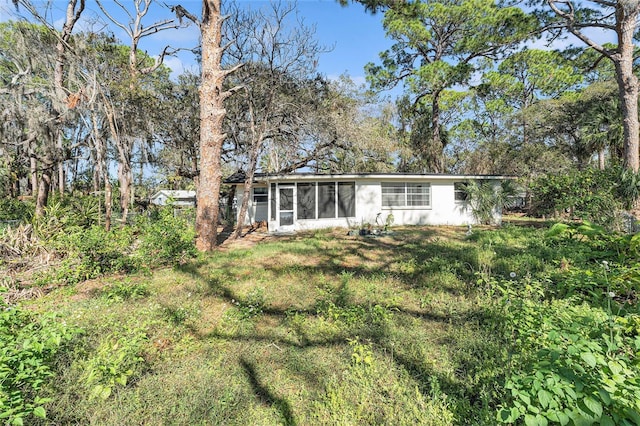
[[0, 198, 33, 222], [82, 330, 148, 400], [136, 207, 196, 266], [529, 166, 640, 227], [0, 299, 80, 425]]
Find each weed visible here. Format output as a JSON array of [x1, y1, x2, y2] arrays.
[[101, 279, 150, 303]]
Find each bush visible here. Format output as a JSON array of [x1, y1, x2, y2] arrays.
[[136, 207, 196, 266], [0, 198, 34, 222], [530, 166, 640, 227], [0, 299, 80, 425]]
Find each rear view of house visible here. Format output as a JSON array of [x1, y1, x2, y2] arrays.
[[226, 173, 508, 233]]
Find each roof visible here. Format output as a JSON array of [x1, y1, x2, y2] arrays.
[[150, 190, 196, 200], [224, 172, 515, 184]]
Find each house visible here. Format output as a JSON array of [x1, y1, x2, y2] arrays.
[[225, 173, 510, 233], [150, 190, 196, 207]]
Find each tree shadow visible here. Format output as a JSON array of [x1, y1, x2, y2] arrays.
[[240, 357, 297, 426]]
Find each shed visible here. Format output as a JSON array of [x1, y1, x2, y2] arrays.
[[150, 190, 196, 207]]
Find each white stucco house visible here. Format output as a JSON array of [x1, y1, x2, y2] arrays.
[[226, 173, 510, 233]]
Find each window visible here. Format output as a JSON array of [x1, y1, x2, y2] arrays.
[[454, 182, 468, 202], [253, 187, 268, 203], [338, 182, 355, 217], [270, 183, 276, 220], [382, 182, 430, 207], [381, 183, 404, 207], [407, 183, 430, 206], [318, 182, 336, 219], [297, 183, 316, 219]]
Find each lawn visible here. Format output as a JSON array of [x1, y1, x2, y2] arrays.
[[10, 224, 640, 425]]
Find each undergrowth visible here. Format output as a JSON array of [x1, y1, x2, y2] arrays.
[[6, 223, 639, 425]]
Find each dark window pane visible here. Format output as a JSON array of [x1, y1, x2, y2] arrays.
[[297, 183, 316, 219], [318, 182, 336, 218], [279, 187, 293, 210], [253, 186, 268, 203], [338, 182, 355, 217], [270, 184, 276, 220], [454, 182, 468, 201]]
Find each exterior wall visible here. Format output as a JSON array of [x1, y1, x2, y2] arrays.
[[357, 180, 477, 227], [235, 177, 504, 232], [236, 185, 268, 225]]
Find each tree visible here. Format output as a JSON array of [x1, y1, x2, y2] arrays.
[[221, 1, 327, 238], [481, 49, 581, 145], [95, 0, 180, 223], [359, 0, 534, 172], [10, 0, 86, 216], [172, 0, 242, 251], [527, 80, 622, 169], [543, 0, 640, 171]]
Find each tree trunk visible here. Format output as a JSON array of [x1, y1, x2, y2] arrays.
[[35, 169, 51, 218], [196, 0, 226, 251], [233, 145, 260, 239], [117, 156, 132, 223], [598, 148, 606, 170], [614, 59, 639, 172], [614, 3, 639, 172], [30, 155, 38, 197], [431, 90, 444, 173], [92, 111, 112, 230]]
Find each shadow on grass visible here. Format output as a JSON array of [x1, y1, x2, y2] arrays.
[[240, 357, 297, 426], [174, 226, 524, 423]]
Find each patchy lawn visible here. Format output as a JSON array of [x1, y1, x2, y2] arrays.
[[15, 225, 578, 424]]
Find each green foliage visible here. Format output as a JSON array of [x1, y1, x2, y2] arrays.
[[82, 330, 148, 401], [0, 301, 80, 425], [530, 166, 640, 226], [463, 180, 518, 225], [101, 279, 150, 303], [0, 199, 33, 222], [43, 225, 137, 285], [136, 207, 197, 266], [497, 295, 640, 426]]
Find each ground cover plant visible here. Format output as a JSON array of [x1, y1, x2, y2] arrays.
[[3, 222, 639, 425]]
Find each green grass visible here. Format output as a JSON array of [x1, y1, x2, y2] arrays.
[[15, 225, 639, 425]]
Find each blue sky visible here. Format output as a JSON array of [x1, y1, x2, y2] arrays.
[[1, 0, 392, 87]]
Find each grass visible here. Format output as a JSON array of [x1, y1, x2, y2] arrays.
[[19, 225, 586, 424]]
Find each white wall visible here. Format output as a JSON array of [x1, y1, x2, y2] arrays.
[[236, 185, 268, 226], [237, 179, 502, 232], [356, 180, 478, 227]]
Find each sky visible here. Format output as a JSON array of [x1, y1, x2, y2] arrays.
[[0, 0, 617, 96], [1, 0, 393, 88]]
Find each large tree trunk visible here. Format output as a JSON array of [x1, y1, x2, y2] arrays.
[[430, 90, 445, 173], [196, 0, 227, 251], [614, 13, 640, 172]]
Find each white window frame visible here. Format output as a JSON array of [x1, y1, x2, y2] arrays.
[[382, 182, 431, 208]]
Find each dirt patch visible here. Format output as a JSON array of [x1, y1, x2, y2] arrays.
[[217, 225, 276, 250]]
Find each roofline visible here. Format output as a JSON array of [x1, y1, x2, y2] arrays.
[[226, 172, 516, 184]]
